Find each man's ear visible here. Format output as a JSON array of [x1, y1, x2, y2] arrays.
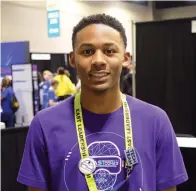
[[69, 51, 76, 68], [122, 52, 131, 68]]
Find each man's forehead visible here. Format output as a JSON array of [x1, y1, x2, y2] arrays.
[[75, 24, 123, 47]]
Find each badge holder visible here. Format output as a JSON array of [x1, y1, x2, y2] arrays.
[[110, 148, 138, 191], [78, 157, 97, 175]]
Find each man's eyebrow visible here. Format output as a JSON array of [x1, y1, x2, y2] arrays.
[[79, 43, 93, 49], [78, 42, 119, 49], [103, 43, 117, 46], [103, 43, 119, 49]]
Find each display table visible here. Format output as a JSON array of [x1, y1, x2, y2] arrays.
[[1, 127, 196, 191], [177, 137, 196, 191]]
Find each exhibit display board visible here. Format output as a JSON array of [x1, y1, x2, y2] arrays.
[[12, 64, 34, 127], [0, 41, 29, 79]]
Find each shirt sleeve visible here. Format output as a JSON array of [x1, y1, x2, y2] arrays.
[[156, 111, 188, 190], [17, 114, 49, 190]]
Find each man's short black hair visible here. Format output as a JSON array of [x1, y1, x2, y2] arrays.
[[72, 14, 127, 49]]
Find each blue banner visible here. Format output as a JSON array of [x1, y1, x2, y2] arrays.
[[47, 10, 60, 38]]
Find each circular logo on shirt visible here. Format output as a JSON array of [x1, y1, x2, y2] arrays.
[[78, 157, 96, 175]]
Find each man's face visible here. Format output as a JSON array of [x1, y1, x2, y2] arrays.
[[70, 24, 130, 93]]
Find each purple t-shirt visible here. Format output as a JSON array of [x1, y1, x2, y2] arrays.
[[17, 95, 188, 191]]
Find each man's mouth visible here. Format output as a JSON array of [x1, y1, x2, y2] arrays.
[[89, 71, 110, 78]]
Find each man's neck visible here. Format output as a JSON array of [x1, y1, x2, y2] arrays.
[[80, 86, 122, 114]]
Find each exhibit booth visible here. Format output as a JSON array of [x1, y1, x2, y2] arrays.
[[1, 41, 40, 126]]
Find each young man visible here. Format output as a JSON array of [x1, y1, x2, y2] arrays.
[[17, 14, 188, 191]]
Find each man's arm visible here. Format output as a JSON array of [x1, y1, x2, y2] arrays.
[[156, 110, 188, 190], [17, 115, 49, 189], [162, 186, 176, 191]]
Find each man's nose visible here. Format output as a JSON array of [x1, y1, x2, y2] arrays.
[[91, 50, 107, 70]]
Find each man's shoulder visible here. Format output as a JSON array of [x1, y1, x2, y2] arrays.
[[37, 96, 74, 121], [127, 95, 172, 140], [126, 95, 167, 120]]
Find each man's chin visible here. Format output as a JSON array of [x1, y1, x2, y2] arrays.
[[90, 84, 110, 94]]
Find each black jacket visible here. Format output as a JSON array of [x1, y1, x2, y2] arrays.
[[120, 68, 133, 96]]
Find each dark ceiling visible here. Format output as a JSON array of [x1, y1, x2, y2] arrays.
[[155, 1, 196, 9], [131, 1, 196, 9]]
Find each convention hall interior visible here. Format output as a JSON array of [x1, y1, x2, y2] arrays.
[[1, 1, 196, 191]]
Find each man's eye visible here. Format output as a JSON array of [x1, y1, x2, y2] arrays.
[[83, 49, 93, 55], [105, 49, 115, 55]]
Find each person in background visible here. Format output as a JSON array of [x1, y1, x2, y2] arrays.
[[0, 77, 14, 127], [120, 61, 135, 96], [64, 70, 71, 78], [38, 72, 44, 110], [54, 67, 76, 101], [39, 70, 53, 109], [64, 69, 77, 90], [46, 80, 59, 108], [64, 70, 76, 91]]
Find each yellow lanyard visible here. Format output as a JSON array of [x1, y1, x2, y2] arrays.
[[74, 92, 133, 191]]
